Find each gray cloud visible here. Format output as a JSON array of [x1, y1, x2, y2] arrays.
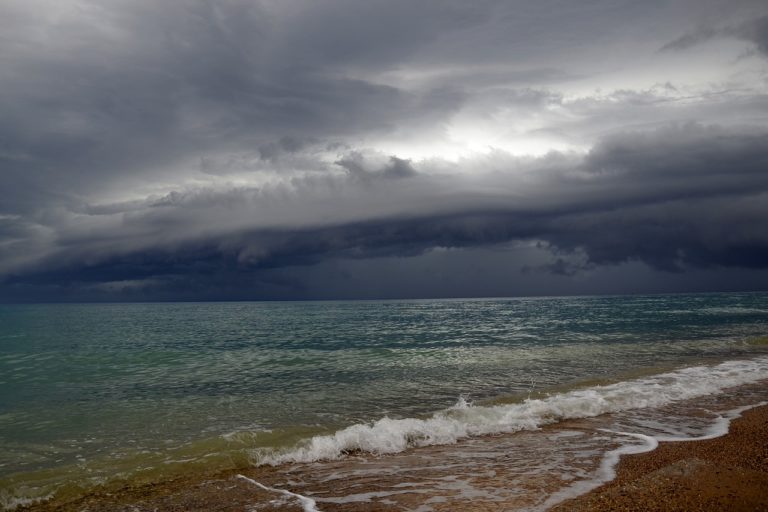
[[0, 0, 475, 213], [2, 1, 768, 300], [661, 14, 768, 57], [3, 123, 767, 300], [660, 27, 722, 52], [736, 14, 768, 55], [335, 153, 417, 180]]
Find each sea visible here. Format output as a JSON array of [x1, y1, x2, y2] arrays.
[[1, 292, 768, 511]]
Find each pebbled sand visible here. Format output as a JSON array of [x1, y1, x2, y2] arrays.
[[552, 404, 768, 512]]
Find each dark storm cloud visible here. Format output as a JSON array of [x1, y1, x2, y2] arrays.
[[3, 0, 741, 213], [0, 0, 759, 204], [0, 0, 478, 212], [2, 0, 768, 300], [3, 123, 767, 300], [660, 28, 721, 53], [335, 153, 417, 180], [738, 15, 768, 55], [534, 125, 768, 271], [661, 15, 768, 57]]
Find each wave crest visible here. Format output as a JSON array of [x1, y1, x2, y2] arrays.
[[257, 357, 768, 465]]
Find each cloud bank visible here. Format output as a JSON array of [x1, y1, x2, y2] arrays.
[[1, 1, 767, 300]]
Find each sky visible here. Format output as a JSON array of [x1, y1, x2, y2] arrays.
[[1, 0, 768, 301]]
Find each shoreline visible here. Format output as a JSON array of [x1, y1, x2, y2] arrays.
[[551, 404, 768, 511], [12, 401, 768, 511]]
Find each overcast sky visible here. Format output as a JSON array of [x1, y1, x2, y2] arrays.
[[1, 0, 768, 301]]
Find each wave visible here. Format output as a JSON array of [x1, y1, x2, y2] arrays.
[[257, 357, 768, 465], [701, 307, 768, 315]]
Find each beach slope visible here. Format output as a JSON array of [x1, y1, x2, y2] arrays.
[[552, 405, 768, 512]]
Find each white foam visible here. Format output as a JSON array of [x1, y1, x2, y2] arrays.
[[654, 401, 766, 442], [316, 489, 428, 505], [258, 357, 768, 465], [236, 474, 321, 512], [536, 432, 657, 511], [0, 491, 53, 512], [701, 307, 768, 315]]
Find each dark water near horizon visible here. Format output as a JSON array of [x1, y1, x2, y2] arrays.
[[1, 292, 768, 509]]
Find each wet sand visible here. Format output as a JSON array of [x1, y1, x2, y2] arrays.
[[16, 404, 768, 512], [553, 404, 768, 512]]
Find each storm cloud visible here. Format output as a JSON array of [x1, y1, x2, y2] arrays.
[[661, 14, 768, 57], [1, 1, 767, 301]]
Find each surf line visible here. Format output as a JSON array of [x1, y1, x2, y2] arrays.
[[607, 400, 768, 445], [236, 474, 321, 512], [578, 402, 766, 499], [538, 401, 767, 511]]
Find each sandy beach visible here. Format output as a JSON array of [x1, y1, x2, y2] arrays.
[[553, 404, 768, 512], [15, 402, 768, 512]]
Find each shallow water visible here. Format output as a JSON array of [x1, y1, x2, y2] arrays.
[[230, 382, 768, 512], [1, 292, 767, 509]]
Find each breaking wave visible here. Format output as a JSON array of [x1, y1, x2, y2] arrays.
[[258, 357, 768, 465]]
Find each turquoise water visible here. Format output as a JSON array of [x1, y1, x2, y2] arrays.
[[1, 292, 768, 506]]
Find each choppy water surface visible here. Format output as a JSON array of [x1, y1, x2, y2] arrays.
[[1, 293, 767, 509]]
